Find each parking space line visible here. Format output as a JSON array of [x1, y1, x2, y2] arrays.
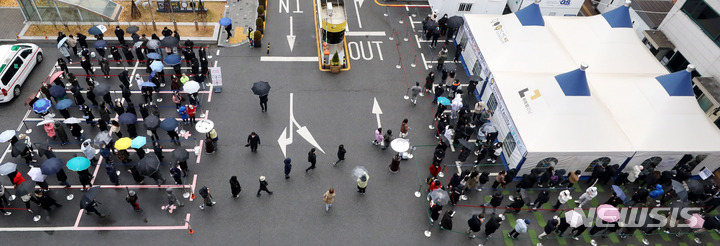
[[90, 156, 104, 184], [196, 140, 203, 164], [189, 174, 197, 201], [73, 209, 83, 228]]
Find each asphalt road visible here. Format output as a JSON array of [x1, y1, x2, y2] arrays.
[[0, 2, 715, 246]]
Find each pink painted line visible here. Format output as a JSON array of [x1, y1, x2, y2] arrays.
[[96, 185, 191, 189], [72, 225, 188, 231], [207, 85, 213, 102], [90, 156, 104, 184], [196, 140, 204, 164], [189, 174, 197, 202], [73, 209, 84, 228]]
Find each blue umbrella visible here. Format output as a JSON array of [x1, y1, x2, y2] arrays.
[[149, 71, 156, 81], [141, 82, 156, 87], [160, 117, 178, 131], [40, 158, 63, 175], [131, 136, 146, 148], [55, 99, 74, 110], [57, 37, 68, 49], [164, 54, 181, 65], [147, 52, 162, 60], [150, 60, 164, 72], [66, 157, 90, 171], [612, 185, 627, 202], [32, 98, 51, 113], [49, 85, 66, 99], [93, 40, 108, 49], [437, 97, 451, 106], [88, 25, 107, 35], [118, 113, 137, 125], [219, 17, 232, 26]]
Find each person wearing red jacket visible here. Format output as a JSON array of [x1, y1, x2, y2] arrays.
[[186, 104, 196, 124]]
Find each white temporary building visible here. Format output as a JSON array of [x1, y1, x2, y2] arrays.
[[456, 3, 720, 175]]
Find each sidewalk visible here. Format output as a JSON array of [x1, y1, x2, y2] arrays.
[[0, 8, 27, 42], [217, 0, 258, 47]]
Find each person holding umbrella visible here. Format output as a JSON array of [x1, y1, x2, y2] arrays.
[[58, 40, 72, 62], [84, 200, 105, 217], [252, 81, 271, 112]]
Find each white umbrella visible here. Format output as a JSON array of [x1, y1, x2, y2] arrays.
[[36, 118, 55, 126], [352, 166, 368, 179], [63, 117, 82, 124], [0, 130, 16, 142], [195, 120, 214, 133], [565, 210, 584, 228], [390, 138, 410, 152], [28, 167, 47, 182], [183, 81, 200, 94]]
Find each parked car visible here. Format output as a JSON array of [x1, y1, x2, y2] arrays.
[[0, 43, 43, 103]]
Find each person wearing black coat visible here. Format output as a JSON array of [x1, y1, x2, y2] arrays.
[[539, 167, 554, 187], [105, 164, 120, 185], [599, 164, 618, 185], [121, 45, 134, 66], [532, 190, 550, 210], [56, 168, 70, 187], [588, 163, 606, 185], [478, 171, 490, 187], [438, 14, 449, 35], [114, 26, 125, 44], [256, 176, 273, 196], [556, 217, 571, 237], [538, 217, 560, 239], [76, 33, 88, 48], [229, 176, 241, 198], [110, 46, 123, 65], [625, 188, 649, 207], [78, 169, 92, 191], [507, 196, 525, 214], [440, 210, 454, 230], [658, 170, 674, 186], [450, 185, 464, 205], [247, 132, 261, 152], [182, 48, 196, 67], [34, 190, 62, 211], [333, 144, 346, 166], [449, 173, 462, 190], [429, 200, 443, 223], [614, 172, 630, 186], [571, 224, 588, 240], [505, 168, 518, 184], [466, 213, 484, 238], [284, 158, 292, 179], [190, 57, 200, 77], [674, 167, 692, 182], [69, 123, 83, 141], [483, 214, 503, 238], [305, 148, 317, 172], [482, 192, 503, 214]]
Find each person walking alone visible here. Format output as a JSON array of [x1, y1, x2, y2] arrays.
[[305, 148, 317, 172], [229, 176, 241, 198], [247, 132, 260, 152], [256, 176, 273, 197], [125, 189, 141, 212], [333, 144, 346, 166], [163, 188, 183, 213], [323, 188, 335, 212], [410, 82, 423, 105], [284, 158, 292, 179], [399, 119, 410, 138], [357, 173, 369, 194], [198, 186, 215, 210], [259, 94, 268, 112], [508, 218, 530, 239]]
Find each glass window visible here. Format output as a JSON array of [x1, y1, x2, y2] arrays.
[[20, 49, 32, 59], [2, 57, 23, 86], [585, 157, 611, 172], [503, 133, 516, 157], [698, 94, 714, 112], [487, 93, 498, 115], [666, 51, 689, 73], [458, 3, 473, 11], [682, 0, 720, 46]]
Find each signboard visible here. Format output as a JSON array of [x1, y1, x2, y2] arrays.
[[487, 78, 527, 157], [210, 67, 222, 93]]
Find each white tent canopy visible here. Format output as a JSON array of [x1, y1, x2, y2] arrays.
[[462, 5, 720, 175]]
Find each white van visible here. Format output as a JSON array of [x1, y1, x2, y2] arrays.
[[0, 43, 43, 103]]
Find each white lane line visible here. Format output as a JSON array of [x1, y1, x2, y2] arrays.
[[408, 15, 415, 29], [421, 53, 429, 70], [216, 49, 220, 56], [73, 209, 84, 228], [260, 56, 318, 62], [414, 34, 421, 49], [346, 31, 386, 36], [213, 60, 218, 67]]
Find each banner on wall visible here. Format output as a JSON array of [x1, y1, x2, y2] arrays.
[[488, 78, 527, 157]]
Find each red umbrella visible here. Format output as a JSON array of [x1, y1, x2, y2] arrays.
[[49, 71, 64, 83]]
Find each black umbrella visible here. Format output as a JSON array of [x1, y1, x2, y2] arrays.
[[15, 180, 36, 197], [126, 26, 140, 34], [137, 156, 160, 176], [685, 180, 704, 194], [424, 20, 437, 31], [118, 113, 137, 125], [160, 118, 178, 131], [531, 168, 544, 175], [251, 81, 271, 96], [469, 75, 482, 82], [36, 143, 50, 158], [443, 63, 457, 72], [447, 16, 465, 29], [172, 148, 189, 161], [11, 142, 28, 158], [40, 158, 63, 175], [160, 36, 179, 48], [79, 186, 100, 208], [144, 115, 160, 130], [49, 85, 66, 99], [93, 83, 110, 97]]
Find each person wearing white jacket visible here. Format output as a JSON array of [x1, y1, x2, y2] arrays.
[[508, 218, 530, 239], [575, 187, 598, 208], [553, 190, 572, 210], [627, 165, 643, 182]]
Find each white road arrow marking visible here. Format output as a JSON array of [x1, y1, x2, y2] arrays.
[[354, 0, 363, 28], [277, 93, 325, 157], [287, 16, 296, 52], [372, 97, 382, 128]]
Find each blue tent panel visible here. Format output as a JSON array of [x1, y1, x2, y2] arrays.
[[515, 3, 545, 26], [655, 70, 693, 96], [602, 5, 632, 28], [555, 68, 591, 96]]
